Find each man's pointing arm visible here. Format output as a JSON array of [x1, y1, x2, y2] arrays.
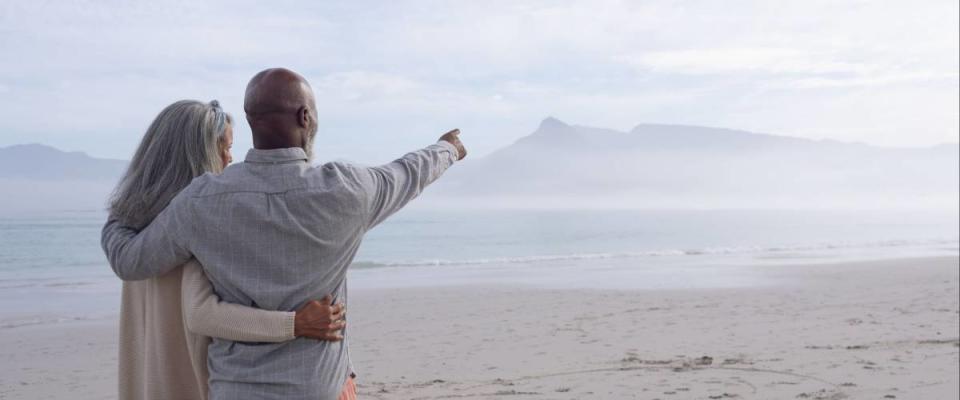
[[360, 129, 466, 229]]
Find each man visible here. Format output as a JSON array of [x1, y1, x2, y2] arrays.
[[102, 67, 466, 399]]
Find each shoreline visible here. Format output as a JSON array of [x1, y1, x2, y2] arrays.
[[1, 256, 957, 399], [2, 251, 958, 329]]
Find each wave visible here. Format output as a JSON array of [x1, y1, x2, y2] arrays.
[[349, 238, 960, 269]]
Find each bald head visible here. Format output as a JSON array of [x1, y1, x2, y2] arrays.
[[244, 68, 318, 156], [244, 68, 314, 115]]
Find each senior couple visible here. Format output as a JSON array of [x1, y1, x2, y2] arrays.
[[101, 67, 467, 400]]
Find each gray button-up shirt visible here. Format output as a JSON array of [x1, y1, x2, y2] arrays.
[[102, 142, 459, 400]]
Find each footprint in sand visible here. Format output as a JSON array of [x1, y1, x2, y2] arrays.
[[707, 393, 739, 399]]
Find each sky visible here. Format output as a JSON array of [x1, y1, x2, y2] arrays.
[[0, 0, 958, 163]]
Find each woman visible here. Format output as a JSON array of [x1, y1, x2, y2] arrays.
[[108, 100, 354, 399]]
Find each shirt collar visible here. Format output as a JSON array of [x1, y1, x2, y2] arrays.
[[244, 147, 309, 164]]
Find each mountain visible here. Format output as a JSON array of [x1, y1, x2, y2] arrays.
[[426, 118, 960, 209], [0, 144, 127, 180], [0, 144, 127, 214]]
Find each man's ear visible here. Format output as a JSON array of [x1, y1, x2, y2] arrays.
[[298, 106, 311, 129]]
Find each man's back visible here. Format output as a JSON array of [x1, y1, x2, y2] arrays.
[[188, 148, 364, 399], [102, 142, 459, 400]]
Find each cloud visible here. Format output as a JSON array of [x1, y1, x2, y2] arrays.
[[0, 0, 957, 160], [314, 71, 422, 102], [615, 48, 879, 76], [769, 72, 960, 90]]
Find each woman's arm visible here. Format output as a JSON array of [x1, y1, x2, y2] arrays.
[[181, 260, 346, 342], [181, 260, 295, 342]]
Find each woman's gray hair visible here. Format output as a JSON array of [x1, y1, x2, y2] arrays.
[[109, 100, 232, 230]]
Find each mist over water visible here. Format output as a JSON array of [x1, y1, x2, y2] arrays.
[[425, 119, 960, 211], [0, 207, 956, 327], [357, 208, 959, 266]]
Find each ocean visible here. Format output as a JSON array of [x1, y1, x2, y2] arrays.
[[1, 208, 957, 328]]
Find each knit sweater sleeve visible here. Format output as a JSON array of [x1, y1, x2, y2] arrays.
[[180, 260, 296, 342]]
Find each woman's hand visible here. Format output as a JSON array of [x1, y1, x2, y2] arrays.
[[294, 295, 346, 341]]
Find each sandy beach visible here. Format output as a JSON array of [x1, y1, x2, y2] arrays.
[[1, 256, 957, 399]]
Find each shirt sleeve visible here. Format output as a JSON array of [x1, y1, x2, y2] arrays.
[[355, 141, 459, 229], [101, 193, 195, 281], [180, 260, 296, 342]]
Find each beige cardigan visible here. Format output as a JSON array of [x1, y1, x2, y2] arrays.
[[118, 259, 295, 400]]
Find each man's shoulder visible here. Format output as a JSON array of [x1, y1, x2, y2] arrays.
[[185, 162, 269, 196], [313, 161, 371, 184], [317, 160, 360, 172], [182, 172, 218, 196]]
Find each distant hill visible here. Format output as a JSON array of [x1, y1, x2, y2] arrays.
[[0, 144, 127, 180], [0, 144, 127, 214], [426, 118, 960, 209]]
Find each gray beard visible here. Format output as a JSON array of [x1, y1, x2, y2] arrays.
[[303, 128, 317, 163]]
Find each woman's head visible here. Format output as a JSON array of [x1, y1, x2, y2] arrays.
[[109, 100, 233, 230]]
